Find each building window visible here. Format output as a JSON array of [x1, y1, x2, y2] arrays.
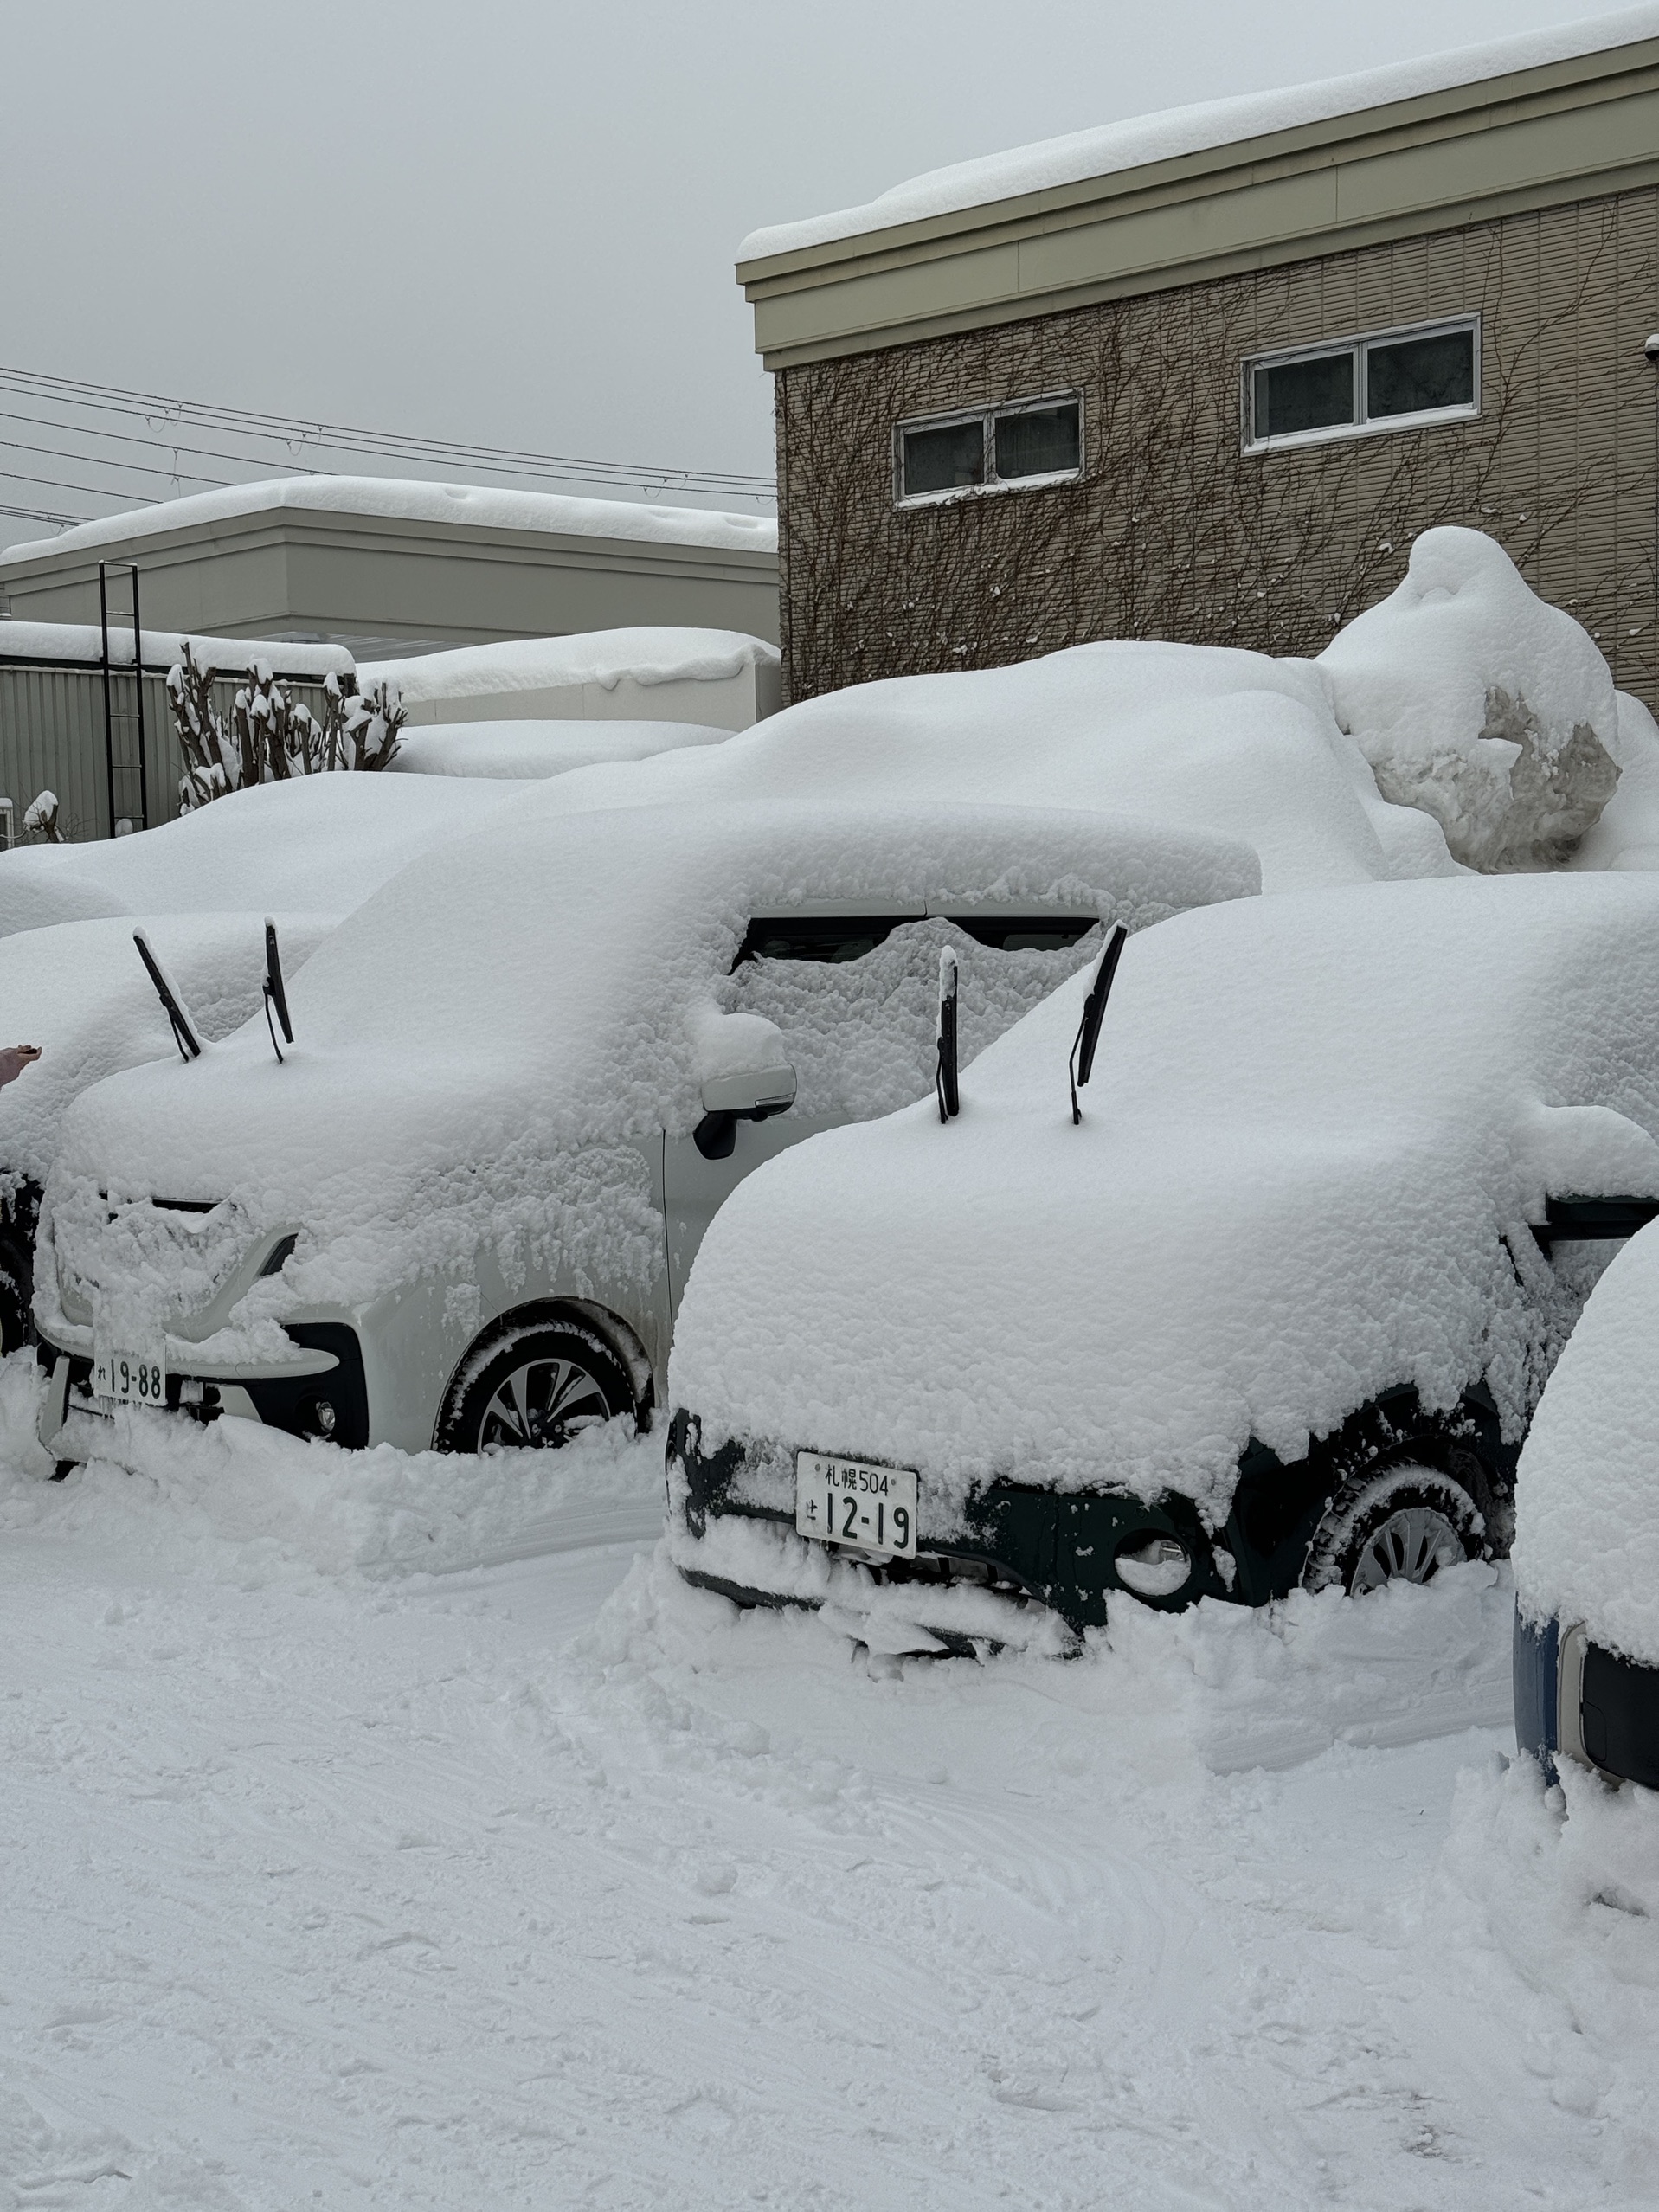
[[896, 394, 1083, 506], [1244, 318, 1478, 452]]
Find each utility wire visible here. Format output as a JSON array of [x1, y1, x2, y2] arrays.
[[0, 363, 775, 503]]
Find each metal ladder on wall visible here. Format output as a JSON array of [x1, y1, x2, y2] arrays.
[[98, 559, 151, 835]]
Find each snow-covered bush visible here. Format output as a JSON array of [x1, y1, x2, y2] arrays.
[[167, 645, 405, 812], [1317, 529, 1620, 871], [22, 790, 66, 844]]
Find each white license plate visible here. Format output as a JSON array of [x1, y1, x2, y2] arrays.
[[795, 1451, 918, 1559], [92, 1345, 167, 1407]]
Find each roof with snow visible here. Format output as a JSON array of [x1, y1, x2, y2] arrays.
[[0, 477, 778, 572], [737, 10, 1659, 369]]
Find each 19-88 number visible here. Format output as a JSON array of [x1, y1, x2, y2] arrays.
[[119, 1358, 164, 1402]]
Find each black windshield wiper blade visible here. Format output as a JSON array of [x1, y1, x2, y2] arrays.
[[262, 916, 293, 1061], [133, 929, 202, 1062]]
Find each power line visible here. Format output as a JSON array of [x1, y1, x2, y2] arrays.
[[0, 363, 775, 505]]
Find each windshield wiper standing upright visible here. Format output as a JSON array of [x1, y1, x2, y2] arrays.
[[132, 930, 202, 1062], [262, 917, 293, 1064]]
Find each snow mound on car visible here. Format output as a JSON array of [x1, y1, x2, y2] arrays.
[[1317, 528, 1620, 871], [537, 637, 1458, 892], [1512, 1219, 1659, 1667], [389, 718, 732, 780], [670, 873, 1659, 1527], [0, 773, 530, 937]]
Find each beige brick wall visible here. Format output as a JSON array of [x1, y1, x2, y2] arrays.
[[775, 189, 1659, 713]]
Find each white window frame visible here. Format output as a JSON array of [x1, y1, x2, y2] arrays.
[[894, 390, 1084, 509], [1242, 316, 1481, 454]]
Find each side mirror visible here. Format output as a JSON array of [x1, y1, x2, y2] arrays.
[[694, 1060, 797, 1160]]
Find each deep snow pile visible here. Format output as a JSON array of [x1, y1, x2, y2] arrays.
[[0, 912, 336, 1188], [0, 772, 530, 936], [389, 717, 734, 780], [670, 873, 1659, 1535], [37, 798, 1252, 1353], [1318, 529, 1621, 870], [1511, 1219, 1659, 1667]]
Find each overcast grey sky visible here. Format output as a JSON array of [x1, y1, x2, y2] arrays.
[[0, 0, 1630, 550]]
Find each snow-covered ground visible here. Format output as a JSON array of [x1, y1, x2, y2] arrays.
[[1, 1358, 1651, 2209]]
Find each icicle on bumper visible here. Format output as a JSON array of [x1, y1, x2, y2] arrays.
[[1318, 527, 1621, 871]]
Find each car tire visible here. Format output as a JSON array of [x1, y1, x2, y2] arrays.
[[435, 1317, 637, 1455], [1302, 1463, 1482, 1597], [0, 1236, 32, 1357]]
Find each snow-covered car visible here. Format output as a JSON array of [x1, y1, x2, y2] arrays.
[[666, 872, 1659, 1654], [1513, 1221, 1659, 1791], [0, 771, 530, 937], [32, 789, 1254, 1465], [0, 912, 336, 1353]]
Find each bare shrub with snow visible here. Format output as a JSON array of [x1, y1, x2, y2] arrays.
[[1317, 528, 1622, 871], [168, 644, 405, 812]]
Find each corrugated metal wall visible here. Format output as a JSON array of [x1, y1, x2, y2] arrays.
[[0, 662, 338, 843]]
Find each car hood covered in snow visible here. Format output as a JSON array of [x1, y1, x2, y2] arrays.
[[38, 787, 1254, 1339], [670, 874, 1659, 1530]]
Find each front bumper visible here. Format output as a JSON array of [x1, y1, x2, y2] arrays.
[[668, 1410, 1231, 1643], [37, 1321, 370, 1460]]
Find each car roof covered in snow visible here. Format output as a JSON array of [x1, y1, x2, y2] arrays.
[[669, 872, 1659, 1527], [532, 638, 1456, 894], [0, 773, 533, 937], [46, 792, 1256, 1276], [1513, 1220, 1659, 1668]]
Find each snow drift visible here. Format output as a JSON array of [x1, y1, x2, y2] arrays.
[[1318, 529, 1621, 870]]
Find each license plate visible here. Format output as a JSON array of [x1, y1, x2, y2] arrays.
[[92, 1345, 167, 1407], [795, 1451, 917, 1559]]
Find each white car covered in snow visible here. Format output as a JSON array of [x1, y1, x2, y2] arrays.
[[1513, 1219, 1659, 1791], [32, 788, 1253, 1464], [667, 873, 1659, 1653]]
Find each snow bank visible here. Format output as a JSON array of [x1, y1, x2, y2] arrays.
[[38, 797, 1253, 1348], [0, 618, 353, 678], [0, 771, 530, 936], [1511, 1219, 1659, 1666], [389, 718, 735, 780], [671, 873, 1659, 1529], [0, 477, 778, 566], [1568, 691, 1659, 871], [1318, 529, 1620, 871], [739, 8, 1659, 257], [0, 1348, 659, 1582], [537, 638, 1456, 893], [0, 912, 336, 1189]]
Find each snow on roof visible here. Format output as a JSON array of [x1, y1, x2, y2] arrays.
[[360, 627, 780, 704], [0, 477, 779, 569], [1513, 1221, 1659, 1665], [388, 719, 736, 780], [0, 618, 353, 678], [739, 7, 1659, 260], [670, 872, 1659, 1525]]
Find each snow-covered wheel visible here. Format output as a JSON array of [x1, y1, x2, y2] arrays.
[[1302, 1464, 1482, 1597], [435, 1316, 637, 1455]]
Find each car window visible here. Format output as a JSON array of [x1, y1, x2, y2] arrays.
[[725, 915, 1104, 1122], [734, 916, 923, 967]]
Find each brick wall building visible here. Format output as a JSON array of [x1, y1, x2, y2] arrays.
[[738, 22, 1659, 710]]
